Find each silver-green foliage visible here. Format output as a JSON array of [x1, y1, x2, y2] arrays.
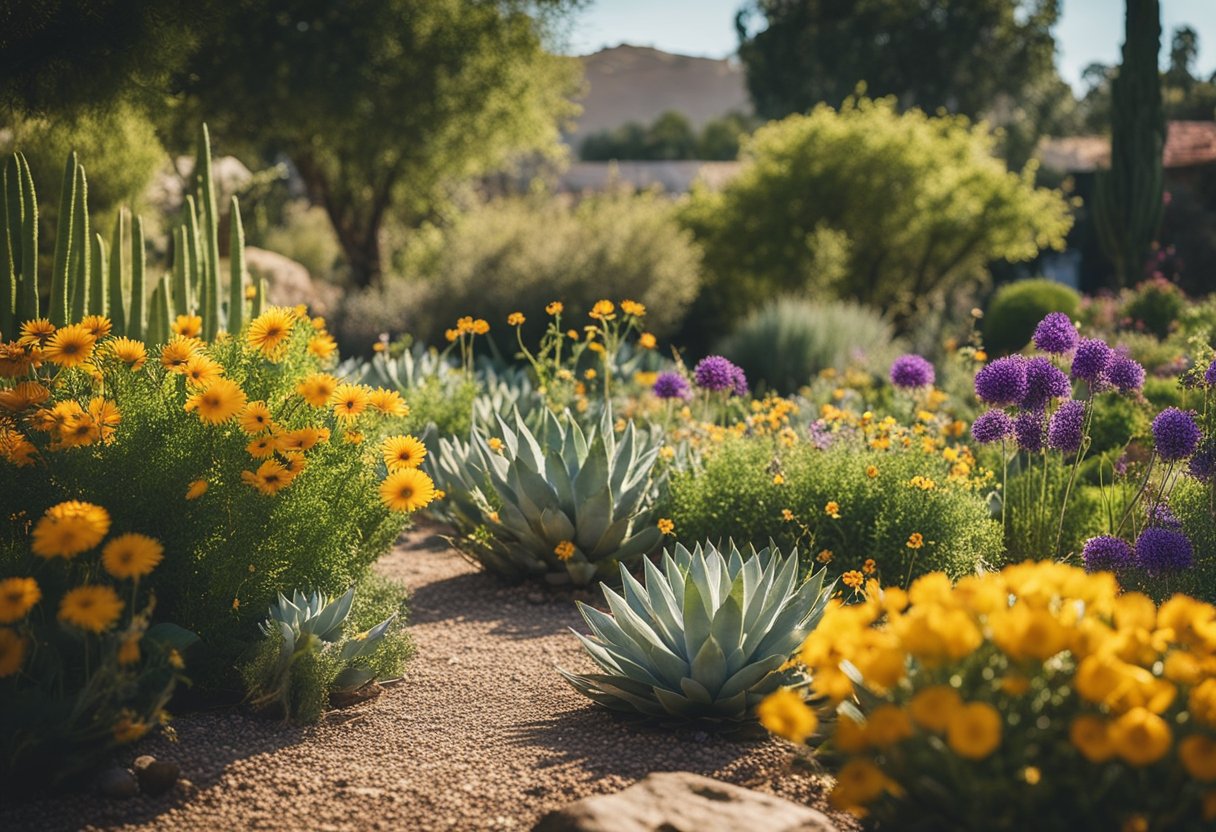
[[559, 541, 832, 720]]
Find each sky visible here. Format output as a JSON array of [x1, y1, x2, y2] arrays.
[[562, 0, 1216, 92]]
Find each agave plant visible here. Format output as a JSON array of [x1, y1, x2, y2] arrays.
[[445, 406, 663, 584], [559, 541, 832, 720]]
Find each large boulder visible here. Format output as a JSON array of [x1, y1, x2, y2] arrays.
[[532, 772, 839, 832], [243, 246, 340, 317]]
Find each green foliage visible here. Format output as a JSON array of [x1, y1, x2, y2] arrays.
[[559, 541, 832, 720], [666, 437, 1002, 585], [983, 278, 1081, 355], [718, 297, 899, 394], [1086, 391, 1150, 455], [353, 190, 700, 349], [261, 202, 342, 280], [682, 96, 1073, 337], [579, 111, 756, 161], [1161, 478, 1216, 603], [1121, 276, 1186, 338], [1093, 0, 1165, 288], [174, 0, 582, 287]]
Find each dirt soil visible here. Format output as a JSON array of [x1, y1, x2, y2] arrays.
[[1, 527, 842, 831]]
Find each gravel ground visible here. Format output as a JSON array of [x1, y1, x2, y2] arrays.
[[2, 527, 843, 831]]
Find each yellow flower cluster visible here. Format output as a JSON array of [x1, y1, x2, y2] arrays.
[[444, 315, 490, 341], [760, 561, 1216, 819]]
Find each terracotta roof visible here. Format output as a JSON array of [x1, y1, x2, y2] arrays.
[[1037, 121, 1216, 172]]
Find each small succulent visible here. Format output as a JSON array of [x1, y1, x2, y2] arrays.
[[559, 541, 832, 720]]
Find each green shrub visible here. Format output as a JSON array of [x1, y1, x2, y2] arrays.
[[1111, 332, 1187, 376], [718, 297, 900, 394], [1085, 391, 1151, 455], [342, 189, 701, 349], [260, 201, 343, 280], [1121, 276, 1186, 339], [666, 437, 1002, 585], [1162, 478, 1216, 603], [983, 278, 1081, 355], [682, 95, 1073, 336]]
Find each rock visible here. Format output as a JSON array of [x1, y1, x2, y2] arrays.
[[532, 772, 838, 832], [244, 246, 341, 317], [96, 766, 139, 799], [133, 755, 180, 797]]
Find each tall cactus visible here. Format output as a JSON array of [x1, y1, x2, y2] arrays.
[[228, 196, 247, 334], [68, 165, 90, 323], [15, 155, 37, 323], [197, 124, 222, 340], [129, 214, 147, 341], [171, 226, 192, 319], [89, 234, 107, 317], [1093, 0, 1165, 288], [108, 208, 128, 336], [48, 153, 77, 326]]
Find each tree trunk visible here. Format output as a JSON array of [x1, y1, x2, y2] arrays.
[[333, 222, 382, 289]]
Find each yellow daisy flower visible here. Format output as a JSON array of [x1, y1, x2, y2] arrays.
[[382, 435, 427, 471], [0, 577, 40, 623], [329, 383, 370, 421], [17, 318, 55, 348], [172, 314, 203, 338], [379, 468, 436, 512], [185, 479, 209, 500], [43, 323, 96, 367], [185, 378, 248, 424], [308, 332, 337, 360], [108, 337, 148, 371], [247, 307, 296, 358], [238, 401, 274, 434], [368, 387, 410, 417], [182, 354, 224, 388], [58, 585, 124, 633], [246, 435, 277, 459], [80, 314, 112, 339], [0, 628, 27, 677], [101, 533, 165, 579], [160, 336, 201, 371], [296, 372, 338, 407], [31, 501, 111, 558]]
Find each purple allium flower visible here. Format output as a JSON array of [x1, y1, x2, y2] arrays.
[[1082, 536, 1133, 572], [1134, 526, 1194, 574], [970, 409, 1014, 444], [1147, 502, 1182, 530], [729, 364, 749, 397], [1189, 442, 1216, 482], [1047, 400, 1086, 453], [652, 371, 691, 400], [1014, 409, 1045, 452], [1020, 357, 1072, 410], [1033, 312, 1078, 354], [1103, 355, 1145, 394], [974, 357, 1028, 407], [1206, 358, 1216, 386], [890, 354, 936, 389], [1151, 407, 1201, 461], [693, 356, 739, 392], [1071, 338, 1113, 383]]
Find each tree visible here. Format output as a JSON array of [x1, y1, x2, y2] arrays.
[[736, 0, 1061, 125], [173, 0, 581, 288], [1093, 0, 1165, 288], [681, 96, 1073, 336]]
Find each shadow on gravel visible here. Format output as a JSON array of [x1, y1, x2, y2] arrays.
[[408, 569, 587, 640]]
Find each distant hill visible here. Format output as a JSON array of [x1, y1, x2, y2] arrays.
[[569, 45, 751, 143]]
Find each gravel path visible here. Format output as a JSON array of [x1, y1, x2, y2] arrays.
[[2, 527, 841, 831]]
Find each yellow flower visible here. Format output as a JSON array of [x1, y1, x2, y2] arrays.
[[866, 465, 878, 478], [566, 329, 579, 340], [638, 332, 657, 349], [103, 337, 146, 370], [238, 401, 274, 434], [275, 427, 329, 453], [32, 501, 111, 558], [909, 685, 962, 733], [329, 383, 370, 421], [546, 301, 564, 316], [0, 577, 40, 623], [160, 335, 201, 370], [781, 508, 795, 522], [297, 372, 339, 407], [862, 558, 877, 575], [1110, 707, 1171, 766], [344, 430, 365, 445], [829, 759, 892, 813], [308, 332, 337, 360], [990, 603, 1069, 662], [906, 532, 924, 549], [487, 437, 505, 453], [368, 387, 410, 417], [0, 381, 49, 412], [172, 314, 203, 338], [620, 299, 646, 317], [43, 323, 96, 367], [112, 712, 149, 744], [186, 479, 209, 500], [865, 704, 913, 746], [0, 628, 27, 677], [472, 318, 490, 335], [444, 328, 459, 342], [817, 549, 833, 563], [772, 473, 785, 485], [182, 354, 224, 387], [247, 435, 276, 458], [18, 318, 55, 348], [102, 533, 165, 579], [59, 585, 124, 633], [841, 570, 864, 590], [825, 501, 841, 519], [1180, 735, 1216, 781], [554, 540, 576, 561], [657, 518, 675, 535], [946, 701, 1002, 759], [79, 314, 112, 339], [117, 632, 141, 665], [185, 378, 248, 424], [507, 312, 526, 326], [383, 435, 427, 471], [974, 350, 988, 362], [758, 689, 817, 743], [247, 307, 296, 357], [589, 299, 616, 321], [379, 468, 437, 512], [243, 459, 294, 495]]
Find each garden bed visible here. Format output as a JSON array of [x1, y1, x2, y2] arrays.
[[0, 525, 843, 831]]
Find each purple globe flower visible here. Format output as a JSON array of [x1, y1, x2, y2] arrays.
[[1151, 407, 1201, 461], [1014, 409, 1045, 452], [1147, 502, 1182, 530], [974, 357, 1028, 407], [1103, 355, 1145, 394], [1033, 312, 1078, 354], [1047, 400, 1086, 453], [729, 364, 749, 397], [1206, 358, 1216, 387], [1081, 536, 1133, 572], [1189, 442, 1216, 482], [652, 371, 691, 401], [1134, 526, 1194, 574], [1071, 338, 1113, 383], [971, 409, 1014, 444], [889, 354, 936, 389], [693, 356, 739, 392], [1020, 357, 1072, 411]]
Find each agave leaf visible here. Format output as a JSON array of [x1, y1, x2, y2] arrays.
[[512, 408, 546, 472], [679, 676, 714, 704], [537, 506, 576, 544], [681, 571, 713, 660], [717, 654, 787, 700], [602, 587, 688, 686], [690, 634, 728, 695], [332, 665, 376, 692], [574, 485, 614, 553], [572, 437, 609, 505], [652, 685, 696, 715], [609, 421, 636, 496], [642, 557, 684, 647], [611, 523, 662, 561], [711, 579, 745, 672]]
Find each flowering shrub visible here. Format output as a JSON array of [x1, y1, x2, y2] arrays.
[[0, 501, 187, 786], [1, 310, 432, 686], [761, 561, 1216, 829]]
